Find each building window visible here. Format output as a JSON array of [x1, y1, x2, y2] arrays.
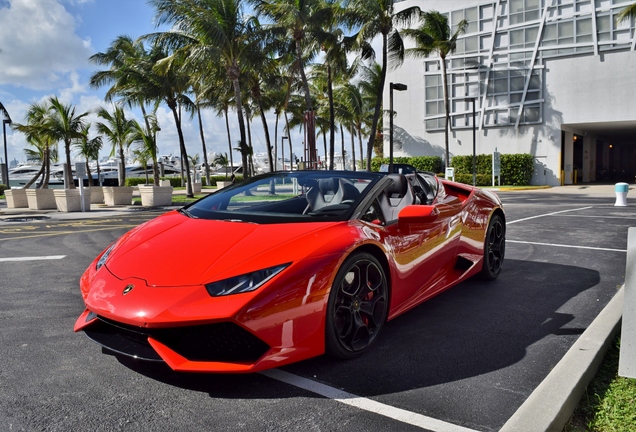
[[509, 0, 542, 25]]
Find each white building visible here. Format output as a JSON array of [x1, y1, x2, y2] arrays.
[[386, 0, 636, 185]]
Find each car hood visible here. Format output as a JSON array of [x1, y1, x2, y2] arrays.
[[106, 211, 344, 286]]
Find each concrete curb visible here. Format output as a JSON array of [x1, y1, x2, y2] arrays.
[[500, 287, 624, 432]]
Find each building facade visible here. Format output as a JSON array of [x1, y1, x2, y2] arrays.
[[386, 0, 636, 185]]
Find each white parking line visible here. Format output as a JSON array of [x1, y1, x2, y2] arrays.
[[507, 240, 626, 253], [261, 369, 480, 432], [507, 206, 593, 225], [0, 255, 66, 262]]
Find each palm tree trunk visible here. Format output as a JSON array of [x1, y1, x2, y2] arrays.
[[43, 144, 51, 188], [340, 124, 346, 170], [118, 145, 126, 187], [170, 104, 193, 197], [65, 139, 75, 189], [196, 105, 211, 186], [366, 33, 388, 171], [231, 74, 249, 178], [224, 107, 234, 173], [295, 38, 316, 165], [86, 159, 93, 187], [328, 63, 335, 170], [350, 125, 356, 171], [357, 124, 364, 170], [24, 165, 45, 189]]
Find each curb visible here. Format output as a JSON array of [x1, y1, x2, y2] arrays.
[[500, 287, 624, 432]]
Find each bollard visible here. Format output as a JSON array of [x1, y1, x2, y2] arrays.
[[614, 182, 629, 206]]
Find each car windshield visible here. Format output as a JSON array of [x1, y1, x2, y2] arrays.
[[184, 171, 383, 223]]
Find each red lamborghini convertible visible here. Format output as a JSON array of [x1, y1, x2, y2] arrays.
[[75, 170, 505, 373]]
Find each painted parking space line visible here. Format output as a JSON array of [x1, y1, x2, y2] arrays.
[[507, 239, 626, 253], [261, 369, 479, 432], [0, 255, 66, 262], [507, 207, 593, 225], [0, 225, 140, 242]]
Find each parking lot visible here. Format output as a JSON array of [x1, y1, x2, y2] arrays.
[[0, 186, 631, 431]]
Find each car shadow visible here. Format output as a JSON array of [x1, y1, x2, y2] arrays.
[[113, 258, 601, 398]]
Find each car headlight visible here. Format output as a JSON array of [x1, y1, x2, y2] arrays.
[[96, 244, 116, 271], [205, 263, 291, 296]]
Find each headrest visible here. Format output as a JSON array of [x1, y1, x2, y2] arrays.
[[318, 178, 339, 194], [385, 174, 409, 198]]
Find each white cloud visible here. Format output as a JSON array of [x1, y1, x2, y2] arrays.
[[0, 0, 93, 89]]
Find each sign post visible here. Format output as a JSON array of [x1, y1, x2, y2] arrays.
[[75, 162, 87, 212]]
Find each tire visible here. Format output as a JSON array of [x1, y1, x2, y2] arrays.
[[481, 213, 505, 280], [325, 252, 389, 359]]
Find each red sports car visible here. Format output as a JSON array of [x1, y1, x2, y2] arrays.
[[75, 170, 505, 373]]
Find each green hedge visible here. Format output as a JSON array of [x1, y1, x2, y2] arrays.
[[125, 175, 243, 188], [450, 153, 534, 186], [371, 156, 443, 173], [0, 184, 6, 196]]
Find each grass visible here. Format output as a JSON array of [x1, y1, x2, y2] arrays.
[[565, 337, 636, 432], [131, 194, 207, 206]]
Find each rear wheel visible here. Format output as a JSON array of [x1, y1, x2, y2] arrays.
[[325, 253, 389, 359], [481, 214, 505, 280]]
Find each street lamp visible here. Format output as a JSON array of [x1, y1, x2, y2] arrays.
[[281, 136, 288, 171], [389, 82, 407, 174], [465, 97, 476, 186]]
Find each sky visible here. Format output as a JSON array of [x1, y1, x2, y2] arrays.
[[0, 0, 306, 168]]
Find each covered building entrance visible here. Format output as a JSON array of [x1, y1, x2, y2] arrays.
[[561, 121, 636, 185]]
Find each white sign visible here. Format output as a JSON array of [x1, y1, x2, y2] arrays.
[[75, 162, 87, 179], [445, 167, 455, 181]]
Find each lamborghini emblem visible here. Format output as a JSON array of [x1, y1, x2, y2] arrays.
[[123, 284, 135, 295]]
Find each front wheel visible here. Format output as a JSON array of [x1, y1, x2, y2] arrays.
[[481, 214, 505, 280], [325, 252, 389, 359]]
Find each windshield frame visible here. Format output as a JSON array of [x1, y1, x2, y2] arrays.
[[183, 171, 386, 224]]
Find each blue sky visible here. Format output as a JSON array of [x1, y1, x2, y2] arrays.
[[0, 0, 293, 167]]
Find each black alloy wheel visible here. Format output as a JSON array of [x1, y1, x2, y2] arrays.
[[481, 214, 505, 280], [325, 252, 389, 359]]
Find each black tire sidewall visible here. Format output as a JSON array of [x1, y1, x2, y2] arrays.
[[325, 252, 388, 359]]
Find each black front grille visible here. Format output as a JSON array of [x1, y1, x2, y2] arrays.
[[83, 316, 270, 363]]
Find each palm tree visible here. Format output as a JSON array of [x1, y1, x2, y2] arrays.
[[403, 11, 468, 168], [149, 0, 262, 180], [131, 114, 161, 185], [345, 0, 421, 170], [95, 105, 136, 187], [73, 124, 103, 187], [11, 102, 56, 189], [254, 0, 336, 167], [617, 2, 636, 23], [47, 97, 89, 189], [213, 152, 230, 179], [89, 35, 157, 135]]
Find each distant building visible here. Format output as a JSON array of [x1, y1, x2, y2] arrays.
[[386, 0, 636, 185]]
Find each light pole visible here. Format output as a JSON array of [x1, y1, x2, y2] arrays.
[[389, 82, 407, 174], [281, 136, 288, 171], [2, 118, 12, 187], [465, 97, 476, 186]]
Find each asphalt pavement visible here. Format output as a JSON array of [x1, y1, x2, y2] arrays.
[[0, 183, 631, 431]]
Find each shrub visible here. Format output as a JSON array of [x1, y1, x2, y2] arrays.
[[0, 184, 6, 196], [450, 153, 534, 186], [371, 156, 443, 173]]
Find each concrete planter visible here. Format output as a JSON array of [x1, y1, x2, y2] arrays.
[[138, 185, 173, 207], [103, 186, 133, 206], [159, 180, 172, 187], [5, 189, 28, 208], [216, 181, 232, 189], [26, 188, 56, 210], [54, 189, 91, 212], [186, 182, 202, 194], [88, 186, 104, 204]]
